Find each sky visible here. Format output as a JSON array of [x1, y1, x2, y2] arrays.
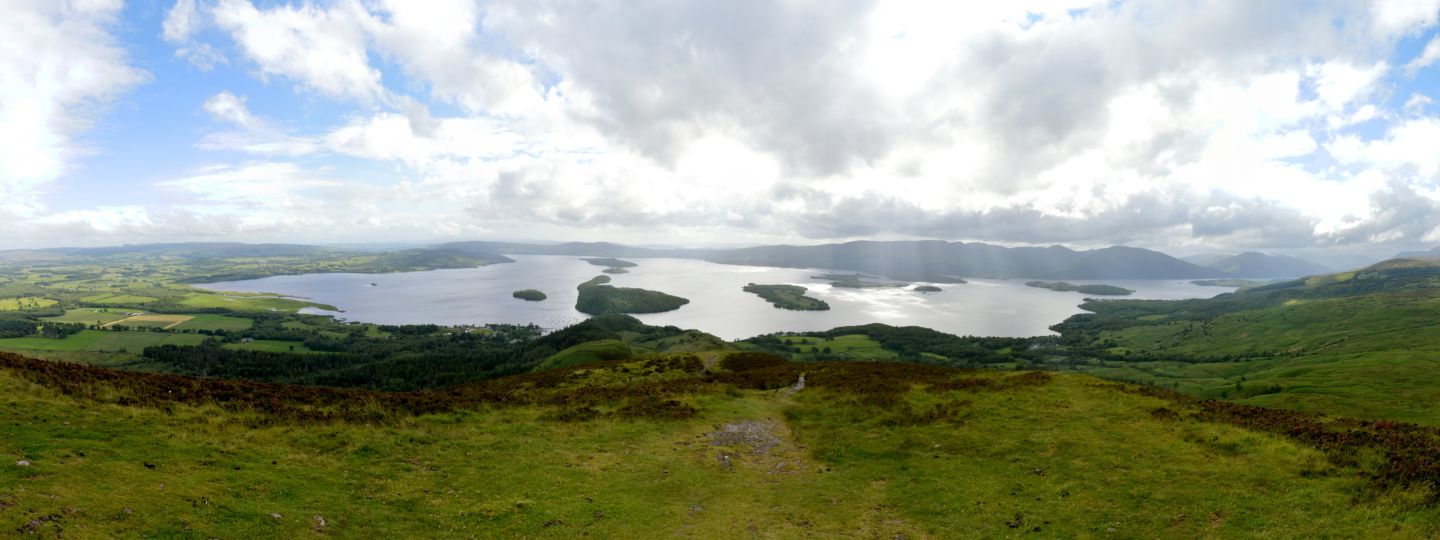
[[2, 0, 1440, 262]]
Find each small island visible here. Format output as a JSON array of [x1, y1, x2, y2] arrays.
[[742, 283, 830, 311], [512, 289, 547, 301], [1025, 281, 1134, 296], [575, 275, 689, 315], [913, 285, 943, 293], [601, 267, 630, 274], [812, 273, 908, 288], [582, 257, 638, 268]]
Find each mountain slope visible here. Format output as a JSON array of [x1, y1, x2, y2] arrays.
[[1205, 251, 1330, 277], [1051, 246, 1222, 279]]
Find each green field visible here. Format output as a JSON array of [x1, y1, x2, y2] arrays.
[[0, 297, 57, 311], [172, 314, 255, 332], [179, 292, 334, 313], [0, 330, 206, 353], [785, 334, 897, 359], [106, 314, 192, 329], [224, 340, 316, 353], [40, 308, 131, 325], [81, 294, 160, 304]]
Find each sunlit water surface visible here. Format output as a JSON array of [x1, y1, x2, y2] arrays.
[[197, 255, 1234, 340]]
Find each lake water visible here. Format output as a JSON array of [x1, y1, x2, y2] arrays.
[[196, 255, 1234, 340]]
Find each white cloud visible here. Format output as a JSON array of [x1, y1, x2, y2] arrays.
[[195, 91, 321, 155], [1330, 118, 1440, 178], [1405, 92, 1436, 115], [202, 91, 256, 128], [0, 0, 146, 216], [211, 0, 386, 103], [1311, 61, 1387, 111], [163, 0, 228, 70], [1371, 0, 1440, 36], [14, 0, 1440, 255], [162, 0, 201, 42], [1406, 34, 1440, 75]]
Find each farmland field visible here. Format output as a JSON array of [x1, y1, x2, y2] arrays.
[[81, 294, 161, 304], [788, 334, 897, 359], [40, 308, 132, 325], [0, 330, 206, 353], [0, 297, 57, 311], [172, 314, 255, 331], [224, 339, 317, 353], [105, 314, 192, 329], [179, 292, 333, 312]]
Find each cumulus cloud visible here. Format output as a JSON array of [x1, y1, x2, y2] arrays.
[[9, 0, 1440, 256], [0, 0, 146, 218], [211, 0, 386, 103]]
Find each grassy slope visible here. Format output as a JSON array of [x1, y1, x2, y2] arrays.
[[3, 354, 1437, 537], [534, 339, 633, 371], [1056, 262, 1440, 425]]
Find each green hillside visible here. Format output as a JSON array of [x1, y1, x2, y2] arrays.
[[4, 351, 1440, 537], [1049, 259, 1440, 425]]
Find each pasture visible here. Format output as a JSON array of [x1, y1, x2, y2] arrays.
[[81, 294, 161, 304], [180, 292, 334, 313], [0, 297, 57, 311], [224, 339, 316, 353], [40, 308, 132, 325], [172, 314, 255, 332], [0, 330, 206, 353], [105, 314, 193, 329], [788, 334, 897, 359]]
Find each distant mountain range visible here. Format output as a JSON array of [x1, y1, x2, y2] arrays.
[[0, 242, 335, 261], [0, 240, 1342, 281], [699, 242, 1225, 280], [442, 240, 1230, 281], [1187, 252, 1331, 278], [1395, 246, 1440, 259], [442, 241, 1345, 281]]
